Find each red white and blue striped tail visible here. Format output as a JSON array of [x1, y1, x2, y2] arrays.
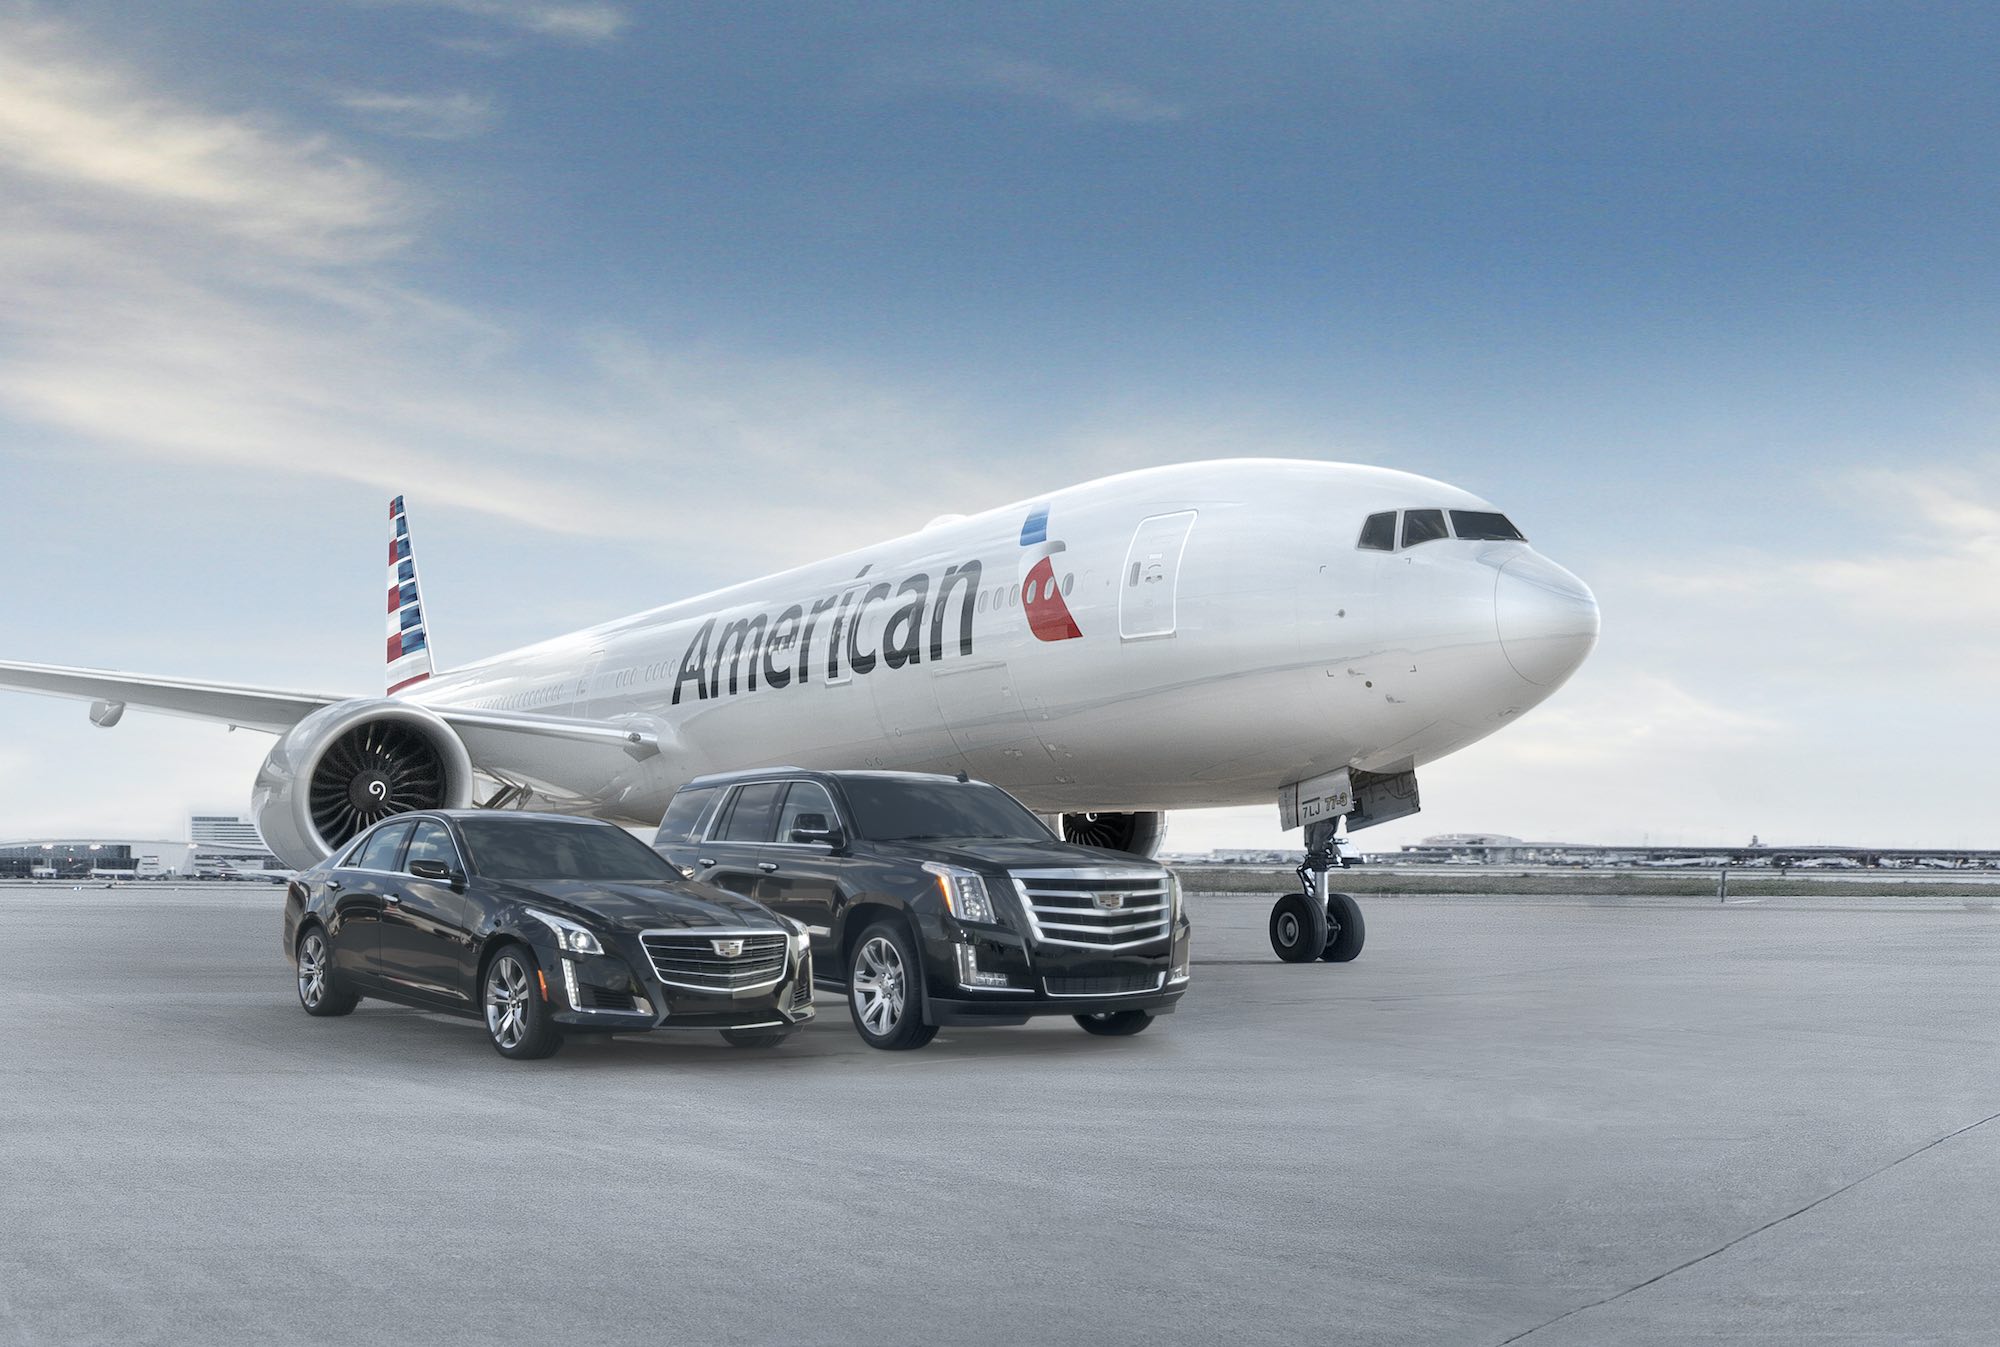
[[385, 495, 435, 695]]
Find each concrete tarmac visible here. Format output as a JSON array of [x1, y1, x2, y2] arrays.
[[0, 887, 1994, 1346]]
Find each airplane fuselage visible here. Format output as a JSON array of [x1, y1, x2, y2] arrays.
[[409, 459, 1599, 828]]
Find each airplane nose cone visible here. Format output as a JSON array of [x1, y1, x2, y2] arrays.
[[1494, 554, 1600, 687]]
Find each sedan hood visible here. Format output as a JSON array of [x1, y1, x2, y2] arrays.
[[494, 878, 783, 932], [870, 839, 1166, 874]]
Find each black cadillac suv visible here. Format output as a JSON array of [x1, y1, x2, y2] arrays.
[[282, 811, 814, 1059], [651, 769, 1191, 1049]]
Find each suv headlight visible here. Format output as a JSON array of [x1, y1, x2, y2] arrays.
[[525, 908, 605, 956], [1166, 870, 1184, 925], [924, 863, 997, 923]]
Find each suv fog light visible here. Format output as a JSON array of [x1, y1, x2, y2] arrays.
[[955, 942, 1011, 990], [1169, 932, 1192, 985]]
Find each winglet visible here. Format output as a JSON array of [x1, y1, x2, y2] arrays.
[[386, 495, 435, 695]]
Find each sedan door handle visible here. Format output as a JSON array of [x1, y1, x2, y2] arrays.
[[326, 879, 342, 892], [757, 862, 780, 873]]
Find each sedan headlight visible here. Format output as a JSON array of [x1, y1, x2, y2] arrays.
[[924, 863, 996, 923], [780, 915, 811, 954], [525, 908, 605, 956]]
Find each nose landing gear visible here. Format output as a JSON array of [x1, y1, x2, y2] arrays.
[[1268, 820, 1367, 963]]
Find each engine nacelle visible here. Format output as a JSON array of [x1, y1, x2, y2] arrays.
[[252, 699, 476, 870], [1060, 810, 1168, 859]]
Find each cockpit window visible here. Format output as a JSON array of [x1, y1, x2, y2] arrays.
[[1357, 512, 1396, 551], [1401, 509, 1449, 547], [1449, 510, 1525, 541]]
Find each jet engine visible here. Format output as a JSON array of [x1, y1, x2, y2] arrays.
[[252, 699, 476, 869], [1060, 810, 1168, 859]]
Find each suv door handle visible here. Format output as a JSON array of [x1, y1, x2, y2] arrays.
[[326, 879, 342, 892], [697, 858, 716, 869], [757, 862, 780, 873], [384, 893, 401, 905]]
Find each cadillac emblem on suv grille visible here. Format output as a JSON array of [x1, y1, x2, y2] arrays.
[[712, 939, 746, 957], [1093, 892, 1125, 911]]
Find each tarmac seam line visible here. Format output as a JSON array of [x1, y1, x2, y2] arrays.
[[1492, 1104, 2000, 1345]]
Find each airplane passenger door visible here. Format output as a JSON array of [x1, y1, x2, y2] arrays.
[[571, 649, 605, 716], [1119, 511, 1196, 640]]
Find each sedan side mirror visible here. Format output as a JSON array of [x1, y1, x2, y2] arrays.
[[409, 859, 465, 890]]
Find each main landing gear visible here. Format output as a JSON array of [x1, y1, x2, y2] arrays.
[[1268, 820, 1366, 964]]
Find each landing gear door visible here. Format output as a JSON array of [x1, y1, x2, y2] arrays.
[[1119, 511, 1196, 640]]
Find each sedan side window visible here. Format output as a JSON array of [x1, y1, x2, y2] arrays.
[[776, 782, 840, 843], [354, 820, 415, 872], [1401, 508, 1449, 547], [714, 781, 785, 843], [403, 820, 461, 874]]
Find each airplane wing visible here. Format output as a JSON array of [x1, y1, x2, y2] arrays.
[[0, 659, 661, 761], [0, 660, 344, 733]]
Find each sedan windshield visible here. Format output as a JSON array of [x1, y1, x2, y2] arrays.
[[456, 817, 679, 882], [841, 778, 1053, 843]]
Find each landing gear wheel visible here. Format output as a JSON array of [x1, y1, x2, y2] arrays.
[[1320, 892, 1366, 962], [720, 1030, 791, 1049], [483, 945, 564, 1060], [1074, 1010, 1154, 1037], [1269, 892, 1329, 962], [296, 927, 360, 1016], [847, 921, 938, 1051]]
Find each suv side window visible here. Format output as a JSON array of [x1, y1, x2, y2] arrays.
[[402, 820, 461, 874], [713, 781, 785, 843], [656, 786, 720, 846], [354, 820, 415, 872], [776, 781, 839, 843]]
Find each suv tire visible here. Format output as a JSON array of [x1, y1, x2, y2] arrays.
[[847, 921, 938, 1051]]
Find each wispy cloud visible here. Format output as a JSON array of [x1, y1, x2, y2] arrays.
[[0, 19, 409, 260], [0, 14, 1044, 566], [334, 88, 498, 140], [878, 49, 1184, 125], [371, 0, 631, 44], [969, 55, 1183, 124]]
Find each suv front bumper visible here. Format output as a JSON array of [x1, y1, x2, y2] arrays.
[[918, 916, 1190, 1026]]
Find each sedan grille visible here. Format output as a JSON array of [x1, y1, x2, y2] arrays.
[[639, 931, 789, 992], [1009, 869, 1173, 952]]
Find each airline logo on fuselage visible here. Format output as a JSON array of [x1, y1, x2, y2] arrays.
[[1019, 505, 1082, 642], [671, 559, 982, 705]]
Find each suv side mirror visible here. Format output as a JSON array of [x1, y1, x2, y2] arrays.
[[789, 814, 844, 849]]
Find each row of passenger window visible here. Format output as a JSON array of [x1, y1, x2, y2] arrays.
[[1357, 509, 1526, 552]]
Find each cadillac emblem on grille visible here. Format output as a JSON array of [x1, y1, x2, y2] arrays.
[[1093, 892, 1125, 911], [711, 939, 746, 957]]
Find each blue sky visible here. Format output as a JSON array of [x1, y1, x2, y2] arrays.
[[1, 0, 1995, 850]]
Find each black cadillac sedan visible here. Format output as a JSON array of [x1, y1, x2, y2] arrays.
[[282, 811, 814, 1059]]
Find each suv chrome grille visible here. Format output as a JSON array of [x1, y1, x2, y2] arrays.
[[639, 931, 789, 991], [1009, 869, 1173, 952]]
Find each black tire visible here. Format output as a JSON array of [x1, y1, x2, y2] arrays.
[[720, 1030, 791, 1049], [846, 920, 938, 1051], [1269, 892, 1328, 963], [296, 925, 360, 1017], [1074, 1010, 1153, 1037], [1320, 892, 1366, 962], [482, 944, 564, 1060]]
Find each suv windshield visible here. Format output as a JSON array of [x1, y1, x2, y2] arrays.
[[841, 778, 1053, 843], [456, 817, 679, 882]]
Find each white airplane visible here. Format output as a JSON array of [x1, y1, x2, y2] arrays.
[[0, 459, 1597, 961]]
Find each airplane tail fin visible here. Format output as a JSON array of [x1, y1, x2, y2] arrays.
[[386, 495, 435, 695]]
